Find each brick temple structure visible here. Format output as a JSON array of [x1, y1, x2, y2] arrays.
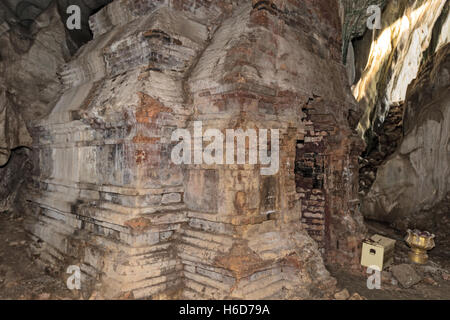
[[24, 0, 366, 299]]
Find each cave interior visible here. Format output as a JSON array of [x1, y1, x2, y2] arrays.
[[0, 0, 449, 300]]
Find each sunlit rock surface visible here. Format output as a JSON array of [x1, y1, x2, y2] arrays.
[[351, 0, 449, 236], [352, 0, 449, 202], [362, 43, 450, 235], [352, 0, 447, 138]]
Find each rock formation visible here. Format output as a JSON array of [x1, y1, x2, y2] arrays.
[[353, 0, 447, 141], [351, 0, 449, 238], [362, 43, 450, 236]]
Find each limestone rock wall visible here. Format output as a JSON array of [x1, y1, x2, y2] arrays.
[[0, 77, 32, 166], [339, 0, 387, 64], [362, 43, 450, 235], [351, 0, 450, 237], [0, 148, 32, 212], [0, 3, 70, 213], [0, 3, 71, 125], [353, 0, 447, 140], [0, 1, 113, 52]]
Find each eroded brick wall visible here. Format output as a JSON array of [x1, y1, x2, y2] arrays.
[[26, 0, 366, 299]]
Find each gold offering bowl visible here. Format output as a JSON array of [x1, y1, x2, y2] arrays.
[[405, 229, 435, 264]]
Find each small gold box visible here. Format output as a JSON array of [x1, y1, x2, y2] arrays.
[[361, 234, 396, 270]]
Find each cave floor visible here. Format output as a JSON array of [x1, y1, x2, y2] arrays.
[[0, 212, 76, 300], [328, 220, 450, 300], [0, 212, 449, 300]]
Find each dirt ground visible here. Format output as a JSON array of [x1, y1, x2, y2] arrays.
[[0, 211, 449, 300], [0, 212, 76, 300], [328, 220, 450, 300]]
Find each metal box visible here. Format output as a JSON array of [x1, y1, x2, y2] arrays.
[[361, 234, 396, 270]]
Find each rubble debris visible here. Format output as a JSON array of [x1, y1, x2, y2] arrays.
[[349, 293, 366, 300], [37, 293, 51, 300], [391, 264, 423, 288], [423, 277, 438, 286], [334, 289, 350, 300]]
